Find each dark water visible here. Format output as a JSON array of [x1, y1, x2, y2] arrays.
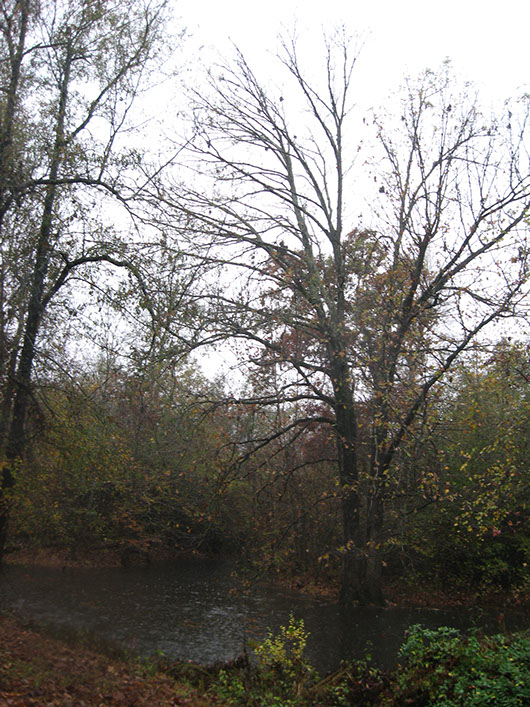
[[0, 560, 528, 673]]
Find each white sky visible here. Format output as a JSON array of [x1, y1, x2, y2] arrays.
[[177, 0, 529, 106], [171, 0, 530, 381]]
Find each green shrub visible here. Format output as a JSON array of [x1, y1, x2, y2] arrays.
[[211, 614, 317, 705], [252, 614, 315, 682], [391, 625, 530, 706], [210, 621, 530, 705]]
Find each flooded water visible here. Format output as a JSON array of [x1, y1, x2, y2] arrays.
[[0, 559, 527, 673]]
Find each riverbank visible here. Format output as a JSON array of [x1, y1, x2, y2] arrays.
[[280, 571, 530, 609], [2, 612, 529, 706], [0, 614, 222, 705], [3, 544, 176, 569], [5, 545, 529, 611]]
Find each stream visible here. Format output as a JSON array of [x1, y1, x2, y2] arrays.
[[1, 559, 528, 673]]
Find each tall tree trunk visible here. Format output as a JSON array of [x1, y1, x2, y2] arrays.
[[331, 355, 367, 605], [0, 0, 31, 561], [0, 0, 30, 227], [332, 356, 387, 605], [364, 491, 385, 605], [0, 41, 72, 562]]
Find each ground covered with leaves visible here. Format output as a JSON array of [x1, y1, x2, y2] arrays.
[[0, 615, 222, 706]]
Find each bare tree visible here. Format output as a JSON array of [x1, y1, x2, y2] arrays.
[[163, 35, 530, 604]]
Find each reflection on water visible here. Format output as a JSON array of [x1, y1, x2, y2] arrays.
[[0, 560, 527, 672]]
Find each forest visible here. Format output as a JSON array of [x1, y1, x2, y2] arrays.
[[0, 0, 529, 614]]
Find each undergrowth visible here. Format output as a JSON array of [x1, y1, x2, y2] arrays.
[[198, 617, 530, 705]]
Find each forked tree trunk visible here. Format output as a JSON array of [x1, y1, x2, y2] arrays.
[[333, 353, 386, 605], [339, 485, 386, 606], [332, 354, 386, 606]]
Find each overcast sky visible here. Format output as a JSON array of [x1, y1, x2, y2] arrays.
[[177, 0, 529, 106], [168, 0, 530, 377]]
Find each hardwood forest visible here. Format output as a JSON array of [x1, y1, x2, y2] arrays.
[[1, 0, 529, 612]]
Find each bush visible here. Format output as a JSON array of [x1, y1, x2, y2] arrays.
[[212, 615, 317, 705], [391, 625, 530, 706], [208, 620, 530, 705]]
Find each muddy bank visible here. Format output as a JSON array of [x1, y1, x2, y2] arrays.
[[0, 614, 221, 705], [3, 543, 196, 570]]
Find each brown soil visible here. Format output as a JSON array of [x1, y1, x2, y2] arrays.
[[280, 571, 529, 609], [4, 546, 125, 569], [382, 578, 530, 610], [4, 544, 184, 570], [0, 615, 222, 706]]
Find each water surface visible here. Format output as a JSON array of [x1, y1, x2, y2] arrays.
[[1, 560, 527, 672]]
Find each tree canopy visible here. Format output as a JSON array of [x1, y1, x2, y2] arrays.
[[0, 18, 529, 605], [159, 35, 530, 603]]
